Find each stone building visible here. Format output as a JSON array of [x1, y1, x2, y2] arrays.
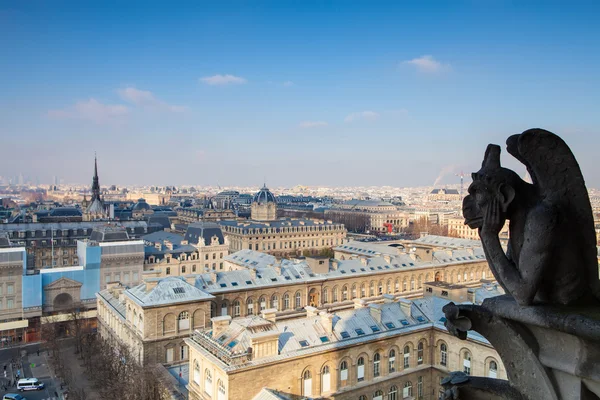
[[185, 293, 506, 400], [143, 222, 230, 274], [325, 200, 410, 233], [0, 235, 27, 342], [97, 277, 214, 365], [427, 189, 461, 203], [83, 155, 108, 221], [251, 185, 277, 221]]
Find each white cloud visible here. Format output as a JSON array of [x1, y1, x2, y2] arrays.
[[117, 87, 187, 112], [200, 74, 247, 86], [283, 81, 294, 87], [344, 111, 380, 123], [47, 98, 129, 124], [299, 121, 328, 128], [403, 55, 450, 73]]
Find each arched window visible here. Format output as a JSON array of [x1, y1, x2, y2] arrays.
[[378, 280, 383, 295], [359, 396, 367, 400], [271, 294, 278, 310], [389, 385, 398, 400], [361, 283, 366, 297], [488, 360, 498, 378], [138, 315, 143, 332], [193, 361, 200, 385], [464, 271, 468, 281], [417, 376, 423, 398], [217, 380, 226, 400], [394, 278, 399, 292], [342, 285, 348, 301], [417, 342, 424, 364], [322, 288, 329, 304], [247, 298, 254, 315], [440, 343, 448, 366], [351, 284, 357, 299], [322, 365, 331, 393], [283, 293, 290, 310], [295, 292, 302, 308], [373, 390, 383, 400], [178, 311, 190, 330], [404, 346, 410, 368], [357, 357, 365, 381], [463, 351, 472, 375], [483, 270, 487, 279], [410, 276, 415, 290], [332, 287, 338, 302], [205, 369, 213, 395], [220, 302, 228, 316], [233, 300, 240, 317], [386, 279, 392, 293], [373, 352, 381, 377], [403, 381, 413, 398], [166, 267, 171, 275], [259, 296, 266, 311], [133, 310, 138, 327], [417, 275, 422, 288], [302, 370, 312, 397], [340, 360, 349, 382], [388, 349, 396, 373], [470, 270, 474, 280], [370, 281, 375, 296], [403, 279, 407, 292]]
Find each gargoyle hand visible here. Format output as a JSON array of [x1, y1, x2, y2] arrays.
[[442, 302, 472, 340], [481, 197, 504, 236]]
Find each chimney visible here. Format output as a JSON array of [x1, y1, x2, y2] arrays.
[[399, 298, 412, 318], [319, 312, 334, 334], [467, 289, 476, 304], [359, 257, 367, 266], [353, 298, 367, 309], [382, 294, 394, 303], [273, 265, 282, 275], [261, 308, 278, 323], [145, 278, 159, 291], [211, 315, 232, 338], [305, 306, 318, 318], [369, 303, 382, 324], [185, 275, 196, 286], [164, 240, 173, 250], [210, 272, 218, 282], [331, 260, 339, 270], [383, 255, 391, 264]]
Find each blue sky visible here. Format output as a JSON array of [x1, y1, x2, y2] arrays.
[[1, 1, 600, 188]]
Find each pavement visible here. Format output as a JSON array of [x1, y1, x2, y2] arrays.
[[0, 342, 62, 400]]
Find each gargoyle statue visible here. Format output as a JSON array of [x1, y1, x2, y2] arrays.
[[463, 128, 600, 306]]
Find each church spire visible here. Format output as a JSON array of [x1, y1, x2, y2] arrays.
[[91, 153, 100, 201]]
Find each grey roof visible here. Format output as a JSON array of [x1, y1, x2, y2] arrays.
[[143, 231, 185, 245], [87, 198, 104, 214], [335, 241, 402, 257], [146, 214, 172, 229], [0, 221, 149, 233], [471, 283, 505, 304], [430, 188, 460, 195], [0, 232, 10, 248], [218, 218, 343, 234], [89, 225, 130, 242], [49, 207, 82, 217], [0, 247, 24, 264], [252, 388, 291, 400], [133, 198, 151, 211], [253, 185, 276, 204], [412, 235, 481, 248], [184, 222, 225, 246], [126, 277, 214, 307], [341, 199, 394, 207]]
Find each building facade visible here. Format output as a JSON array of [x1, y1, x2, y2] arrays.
[[325, 200, 410, 234]]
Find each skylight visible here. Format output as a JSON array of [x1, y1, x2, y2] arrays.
[[219, 283, 227, 288], [245, 281, 252, 285], [355, 328, 365, 335], [385, 322, 395, 329], [231, 282, 238, 286], [299, 340, 309, 347], [416, 316, 425, 322], [172, 287, 185, 294], [400, 319, 410, 326], [319, 336, 329, 343], [227, 340, 237, 348], [340, 331, 350, 339], [370, 325, 380, 333]]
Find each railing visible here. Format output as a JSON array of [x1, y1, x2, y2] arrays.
[[191, 330, 250, 366]]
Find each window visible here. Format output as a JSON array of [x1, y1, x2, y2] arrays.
[[332, 287, 338, 302], [221, 302, 228, 316], [233, 301, 240, 317], [182, 266, 186, 274], [369, 281, 375, 296], [361, 283, 366, 297], [114, 273, 120, 282], [341, 285, 348, 301], [403, 279, 407, 292], [178, 311, 190, 330], [417, 376, 423, 398], [463, 351, 472, 375], [410, 277, 415, 290], [351, 284, 357, 299], [193, 361, 200, 385], [260, 297, 266, 311], [389, 385, 398, 400], [166, 267, 171, 275], [247, 299, 254, 315], [217, 380, 226, 400], [105, 274, 110, 284], [373, 352, 381, 377], [133, 272, 139, 282], [6, 284, 13, 295], [295, 292, 301, 309], [205, 369, 213, 395], [488, 360, 498, 378], [181, 345, 188, 360], [192, 265, 197, 272], [403, 381, 413, 398], [378, 281, 383, 295], [373, 390, 383, 400], [322, 366, 331, 393], [359, 396, 367, 400], [417, 342, 424, 364], [389, 349, 396, 372], [322, 289, 328, 304], [357, 357, 365, 381], [440, 343, 448, 366], [404, 346, 410, 368], [303, 370, 312, 397], [283, 293, 290, 310], [166, 347, 174, 363], [6, 299, 13, 309], [340, 360, 348, 381], [271, 294, 279, 310]]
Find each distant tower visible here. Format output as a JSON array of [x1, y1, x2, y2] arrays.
[[84, 154, 106, 221], [91, 154, 101, 202]]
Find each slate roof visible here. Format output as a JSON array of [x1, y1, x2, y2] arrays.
[[0, 232, 10, 248], [253, 185, 276, 204], [430, 189, 460, 195], [412, 235, 481, 248], [184, 222, 226, 246], [219, 218, 343, 234], [252, 388, 291, 400], [89, 225, 130, 242], [126, 277, 214, 307], [341, 199, 394, 207], [49, 207, 82, 217]]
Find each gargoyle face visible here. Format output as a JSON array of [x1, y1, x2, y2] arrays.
[[462, 179, 492, 229]]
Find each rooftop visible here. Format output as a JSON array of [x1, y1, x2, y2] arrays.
[[125, 276, 214, 307]]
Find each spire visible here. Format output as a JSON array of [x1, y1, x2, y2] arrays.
[[91, 152, 101, 201]]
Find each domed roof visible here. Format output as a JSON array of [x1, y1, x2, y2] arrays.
[[253, 185, 276, 204], [133, 198, 151, 211]]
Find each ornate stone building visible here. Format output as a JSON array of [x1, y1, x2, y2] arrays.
[[250, 185, 277, 221], [83, 155, 107, 221], [427, 189, 461, 203], [325, 200, 410, 233]]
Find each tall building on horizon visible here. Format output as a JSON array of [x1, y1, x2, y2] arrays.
[[83, 154, 107, 221]]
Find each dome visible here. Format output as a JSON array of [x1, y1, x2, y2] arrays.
[[252, 185, 276, 204], [133, 198, 151, 211]]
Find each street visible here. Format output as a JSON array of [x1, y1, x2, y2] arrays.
[[0, 343, 60, 400]]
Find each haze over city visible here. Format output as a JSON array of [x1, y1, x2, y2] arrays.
[[2, 1, 600, 187]]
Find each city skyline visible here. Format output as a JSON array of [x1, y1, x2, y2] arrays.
[[2, 1, 600, 187]]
